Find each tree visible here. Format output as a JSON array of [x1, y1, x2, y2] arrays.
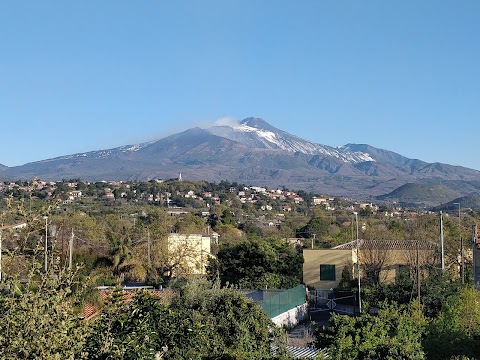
[[172, 213, 205, 233], [317, 301, 426, 360], [85, 280, 290, 359], [212, 237, 303, 289], [206, 213, 219, 229], [50, 212, 105, 271], [424, 287, 480, 359], [361, 246, 391, 286], [84, 290, 170, 359], [338, 264, 354, 290], [360, 267, 462, 320], [0, 264, 91, 359], [420, 270, 460, 319], [220, 209, 236, 226], [297, 209, 331, 244], [169, 280, 289, 359], [102, 214, 134, 277]]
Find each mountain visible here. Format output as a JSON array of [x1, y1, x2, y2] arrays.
[[3, 117, 480, 203], [0, 164, 8, 180], [209, 118, 375, 163], [377, 183, 462, 207], [429, 192, 480, 212]]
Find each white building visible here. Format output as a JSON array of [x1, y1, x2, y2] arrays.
[[167, 234, 213, 276]]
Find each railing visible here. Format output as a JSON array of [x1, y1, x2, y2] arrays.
[[309, 289, 356, 315]]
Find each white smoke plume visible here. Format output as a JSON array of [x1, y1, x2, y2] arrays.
[[212, 116, 240, 127]]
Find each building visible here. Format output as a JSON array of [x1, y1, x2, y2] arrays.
[[312, 197, 328, 205], [303, 239, 438, 289], [167, 233, 213, 276], [304, 248, 352, 290]]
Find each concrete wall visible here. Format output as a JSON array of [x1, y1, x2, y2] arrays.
[[303, 249, 353, 289], [271, 303, 309, 328]]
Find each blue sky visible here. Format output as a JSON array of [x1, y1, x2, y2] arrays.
[[1, 1, 479, 170]]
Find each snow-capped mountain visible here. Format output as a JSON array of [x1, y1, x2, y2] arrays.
[[207, 117, 375, 163], [2, 117, 480, 201]]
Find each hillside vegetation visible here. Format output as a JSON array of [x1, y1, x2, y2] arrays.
[[1, 178, 480, 359]]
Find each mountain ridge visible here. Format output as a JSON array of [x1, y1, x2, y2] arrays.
[[2, 117, 480, 204]]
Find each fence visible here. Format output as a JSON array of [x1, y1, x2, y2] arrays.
[[260, 285, 307, 318], [309, 289, 356, 315]]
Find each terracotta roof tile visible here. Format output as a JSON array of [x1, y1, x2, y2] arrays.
[[332, 239, 438, 250], [82, 289, 175, 319]]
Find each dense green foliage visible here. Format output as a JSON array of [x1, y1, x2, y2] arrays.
[[424, 288, 480, 360], [0, 268, 289, 359], [2, 178, 480, 359], [333, 262, 478, 359], [0, 265, 91, 359], [211, 236, 303, 289], [361, 270, 461, 319], [86, 281, 287, 359], [317, 301, 426, 360]]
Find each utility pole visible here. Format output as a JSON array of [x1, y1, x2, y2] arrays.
[[473, 225, 479, 289], [461, 236, 464, 284], [147, 230, 151, 267], [454, 203, 464, 284], [416, 241, 421, 306], [312, 233, 316, 249], [353, 212, 361, 313], [0, 222, 3, 282], [69, 228, 74, 270], [60, 226, 65, 271], [440, 212, 444, 272], [44, 216, 48, 273]]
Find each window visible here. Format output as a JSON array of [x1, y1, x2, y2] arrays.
[[320, 264, 336, 281]]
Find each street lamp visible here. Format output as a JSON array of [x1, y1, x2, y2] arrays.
[[353, 211, 362, 313], [454, 203, 463, 284]]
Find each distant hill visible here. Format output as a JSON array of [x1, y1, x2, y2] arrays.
[[429, 192, 480, 212], [0, 163, 8, 180], [377, 183, 463, 207], [3, 117, 480, 203]]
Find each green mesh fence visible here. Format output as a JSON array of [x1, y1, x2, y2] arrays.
[[260, 285, 307, 318]]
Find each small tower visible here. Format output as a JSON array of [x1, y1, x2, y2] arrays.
[[178, 173, 182, 182]]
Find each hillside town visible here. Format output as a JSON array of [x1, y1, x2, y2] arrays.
[[1, 175, 479, 359], [1, 176, 443, 221]]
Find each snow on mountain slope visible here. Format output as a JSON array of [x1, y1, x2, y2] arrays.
[[207, 118, 375, 164], [34, 141, 156, 163]]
